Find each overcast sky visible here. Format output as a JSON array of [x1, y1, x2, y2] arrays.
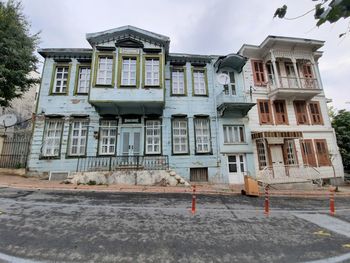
[[20, 0, 350, 110]]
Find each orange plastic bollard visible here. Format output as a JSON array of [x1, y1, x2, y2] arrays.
[[264, 185, 269, 216], [191, 185, 196, 214], [330, 189, 335, 216]]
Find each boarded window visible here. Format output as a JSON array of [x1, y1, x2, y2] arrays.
[[315, 139, 331, 166], [300, 139, 317, 167], [309, 102, 323, 125], [190, 168, 208, 182], [257, 100, 273, 124], [273, 100, 288, 125], [252, 60, 266, 86], [294, 101, 309, 125]]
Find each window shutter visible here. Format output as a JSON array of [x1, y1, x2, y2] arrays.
[[300, 139, 317, 167], [252, 60, 266, 86], [302, 64, 313, 79], [309, 102, 323, 125], [258, 100, 272, 124], [274, 100, 288, 125], [315, 139, 330, 166], [294, 101, 309, 125]]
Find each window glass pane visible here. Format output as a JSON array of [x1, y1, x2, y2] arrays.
[[99, 120, 117, 155], [194, 118, 210, 153], [54, 66, 69, 93], [42, 119, 63, 157], [97, 57, 113, 85], [69, 119, 89, 156], [172, 119, 188, 154], [145, 120, 161, 154]]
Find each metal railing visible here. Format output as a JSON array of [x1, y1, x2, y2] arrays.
[[0, 154, 28, 168], [216, 92, 252, 106], [268, 76, 319, 91], [76, 155, 169, 172]]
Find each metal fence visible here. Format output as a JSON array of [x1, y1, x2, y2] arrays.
[[76, 155, 169, 172], [0, 131, 32, 168]]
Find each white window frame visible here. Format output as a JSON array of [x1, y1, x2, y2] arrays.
[[68, 119, 89, 156], [223, 71, 236, 96], [228, 154, 246, 174], [121, 57, 137, 86], [171, 68, 185, 95], [193, 69, 206, 95], [285, 139, 297, 165], [194, 118, 211, 153], [96, 56, 113, 85], [223, 125, 245, 144], [99, 120, 117, 155], [145, 58, 160, 86], [145, 120, 161, 154], [42, 119, 64, 157], [172, 118, 188, 154], [77, 66, 91, 94], [53, 66, 69, 94]]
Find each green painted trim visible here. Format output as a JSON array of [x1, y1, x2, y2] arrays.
[[66, 118, 90, 158], [35, 60, 46, 114], [92, 52, 116, 88], [74, 63, 91, 95], [191, 66, 208, 97], [171, 117, 190, 155], [170, 65, 187, 96], [142, 54, 163, 89], [49, 63, 72, 95], [117, 52, 140, 88], [144, 118, 162, 156]]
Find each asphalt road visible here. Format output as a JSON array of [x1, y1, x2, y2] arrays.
[[1, 188, 350, 262]]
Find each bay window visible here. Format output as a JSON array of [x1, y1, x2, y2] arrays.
[[145, 57, 160, 86], [121, 57, 137, 86], [223, 125, 245, 144], [96, 55, 113, 85]]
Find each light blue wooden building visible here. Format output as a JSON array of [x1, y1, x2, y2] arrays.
[[28, 26, 256, 184]]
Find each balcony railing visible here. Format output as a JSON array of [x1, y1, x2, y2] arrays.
[[76, 155, 169, 172], [268, 76, 320, 91], [216, 92, 252, 106]]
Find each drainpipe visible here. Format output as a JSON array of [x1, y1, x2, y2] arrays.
[[212, 59, 221, 168]]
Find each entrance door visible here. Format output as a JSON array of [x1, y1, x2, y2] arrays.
[[120, 128, 141, 156], [227, 154, 246, 184], [270, 145, 285, 178]]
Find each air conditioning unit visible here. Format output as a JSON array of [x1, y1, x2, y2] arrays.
[[49, 171, 70, 181]]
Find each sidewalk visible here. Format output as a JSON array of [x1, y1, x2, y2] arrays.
[[1, 174, 350, 197]]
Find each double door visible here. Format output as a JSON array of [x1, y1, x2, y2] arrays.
[[120, 128, 141, 156]]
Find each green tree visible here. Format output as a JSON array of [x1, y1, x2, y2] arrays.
[[274, 0, 350, 37], [332, 109, 350, 171], [0, 0, 39, 108]]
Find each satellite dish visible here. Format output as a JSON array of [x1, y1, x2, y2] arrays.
[[217, 73, 230, 85], [0, 114, 17, 127]]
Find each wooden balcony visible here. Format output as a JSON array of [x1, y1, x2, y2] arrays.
[[268, 77, 322, 100]]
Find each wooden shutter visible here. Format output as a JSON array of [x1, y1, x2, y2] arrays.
[[315, 139, 331, 166], [300, 139, 317, 167], [293, 101, 309, 125], [252, 60, 266, 86], [302, 64, 313, 79], [309, 101, 323, 125], [273, 100, 288, 125], [257, 100, 273, 124]]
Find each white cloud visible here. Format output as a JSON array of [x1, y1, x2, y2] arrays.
[[20, 0, 350, 110]]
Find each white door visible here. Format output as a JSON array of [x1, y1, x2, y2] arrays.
[[120, 128, 141, 156], [227, 154, 246, 184], [270, 145, 286, 178]]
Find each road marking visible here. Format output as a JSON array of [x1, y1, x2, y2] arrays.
[[303, 252, 350, 263], [313, 230, 331, 236], [296, 213, 350, 238], [0, 251, 47, 263]]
